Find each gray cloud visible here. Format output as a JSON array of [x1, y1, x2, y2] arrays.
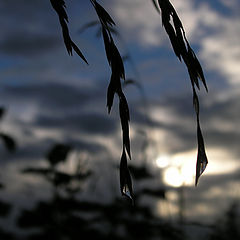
[[35, 112, 117, 136], [2, 82, 104, 112], [0, 32, 61, 57], [131, 88, 240, 158]]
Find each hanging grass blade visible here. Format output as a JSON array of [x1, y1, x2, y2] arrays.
[[50, 0, 88, 64], [156, 0, 209, 185], [91, 0, 133, 196], [195, 120, 208, 186], [193, 89, 208, 185], [119, 92, 131, 159], [120, 148, 133, 201]]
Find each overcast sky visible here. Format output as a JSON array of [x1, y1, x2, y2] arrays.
[[0, 0, 240, 232]]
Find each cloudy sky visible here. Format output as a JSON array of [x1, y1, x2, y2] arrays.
[[0, 0, 240, 233]]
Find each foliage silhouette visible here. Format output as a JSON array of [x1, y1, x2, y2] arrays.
[[0, 184, 15, 239], [46, 143, 71, 166], [154, 0, 208, 185], [0, 106, 17, 238], [89, 0, 133, 200], [22, 143, 91, 194], [17, 143, 184, 240], [209, 202, 240, 240], [50, 0, 208, 195]]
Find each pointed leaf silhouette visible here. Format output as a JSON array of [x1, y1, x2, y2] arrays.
[[120, 149, 133, 200], [152, 0, 160, 13], [187, 45, 208, 91], [192, 88, 208, 185], [119, 93, 131, 159], [157, 0, 209, 185], [193, 88, 200, 116], [0, 133, 16, 152], [50, 0, 88, 64], [92, 0, 133, 197], [107, 75, 118, 113], [195, 121, 208, 186], [157, 0, 208, 92], [91, 0, 115, 27]]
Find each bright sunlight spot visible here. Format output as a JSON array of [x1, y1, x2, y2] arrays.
[[156, 150, 196, 187], [156, 147, 240, 187], [156, 155, 170, 168], [163, 167, 183, 187]]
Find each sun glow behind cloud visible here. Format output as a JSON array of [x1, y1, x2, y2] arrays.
[[156, 148, 240, 187], [0, 0, 240, 230]]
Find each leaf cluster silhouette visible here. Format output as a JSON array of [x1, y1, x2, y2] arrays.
[[49, 0, 209, 196], [155, 0, 208, 185], [17, 145, 184, 240], [23, 144, 91, 192], [50, 0, 88, 64], [90, 0, 133, 200]]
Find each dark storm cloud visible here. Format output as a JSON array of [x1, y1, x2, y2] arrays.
[[0, 0, 54, 34], [0, 127, 106, 166], [63, 138, 106, 154], [3, 82, 104, 112], [35, 112, 117, 136], [0, 0, 69, 57], [4, 138, 105, 163], [0, 139, 54, 164], [131, 90, 240, 156], [0, 32, 61, 56], [177, 92, 240, 157]]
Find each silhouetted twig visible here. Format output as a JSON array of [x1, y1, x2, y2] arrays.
[[50, 0, 88, 64], [90, 0, 133, 200], [155, 0, 208, 185]]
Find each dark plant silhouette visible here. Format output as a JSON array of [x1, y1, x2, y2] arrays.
[[0, 107, 16, 152], [153, 0, 208, 185], [0, 185, 15, 240], [90, 0, 133, 200], [49, 0, 208, 196], [0, 107, 17, 234], [50, 0, 88, 64], [209, 202, 240, 240], [17, 143, 184, 240], [22, 143, 90, 195]]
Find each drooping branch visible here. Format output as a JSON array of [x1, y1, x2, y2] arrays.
[[90, 0, 133, 200], [155, 0, 208, 185]]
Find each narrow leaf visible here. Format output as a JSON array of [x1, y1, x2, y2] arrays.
[[119, 93, 131, 159], [71, 40, 88, 64], [151, 0, 160, 13], [120, 149, 133, 200], [50, 0, 88, 63], [107, 75, 117, 113], [92, 0, 115, 27], [195, 122, 208, 186]]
